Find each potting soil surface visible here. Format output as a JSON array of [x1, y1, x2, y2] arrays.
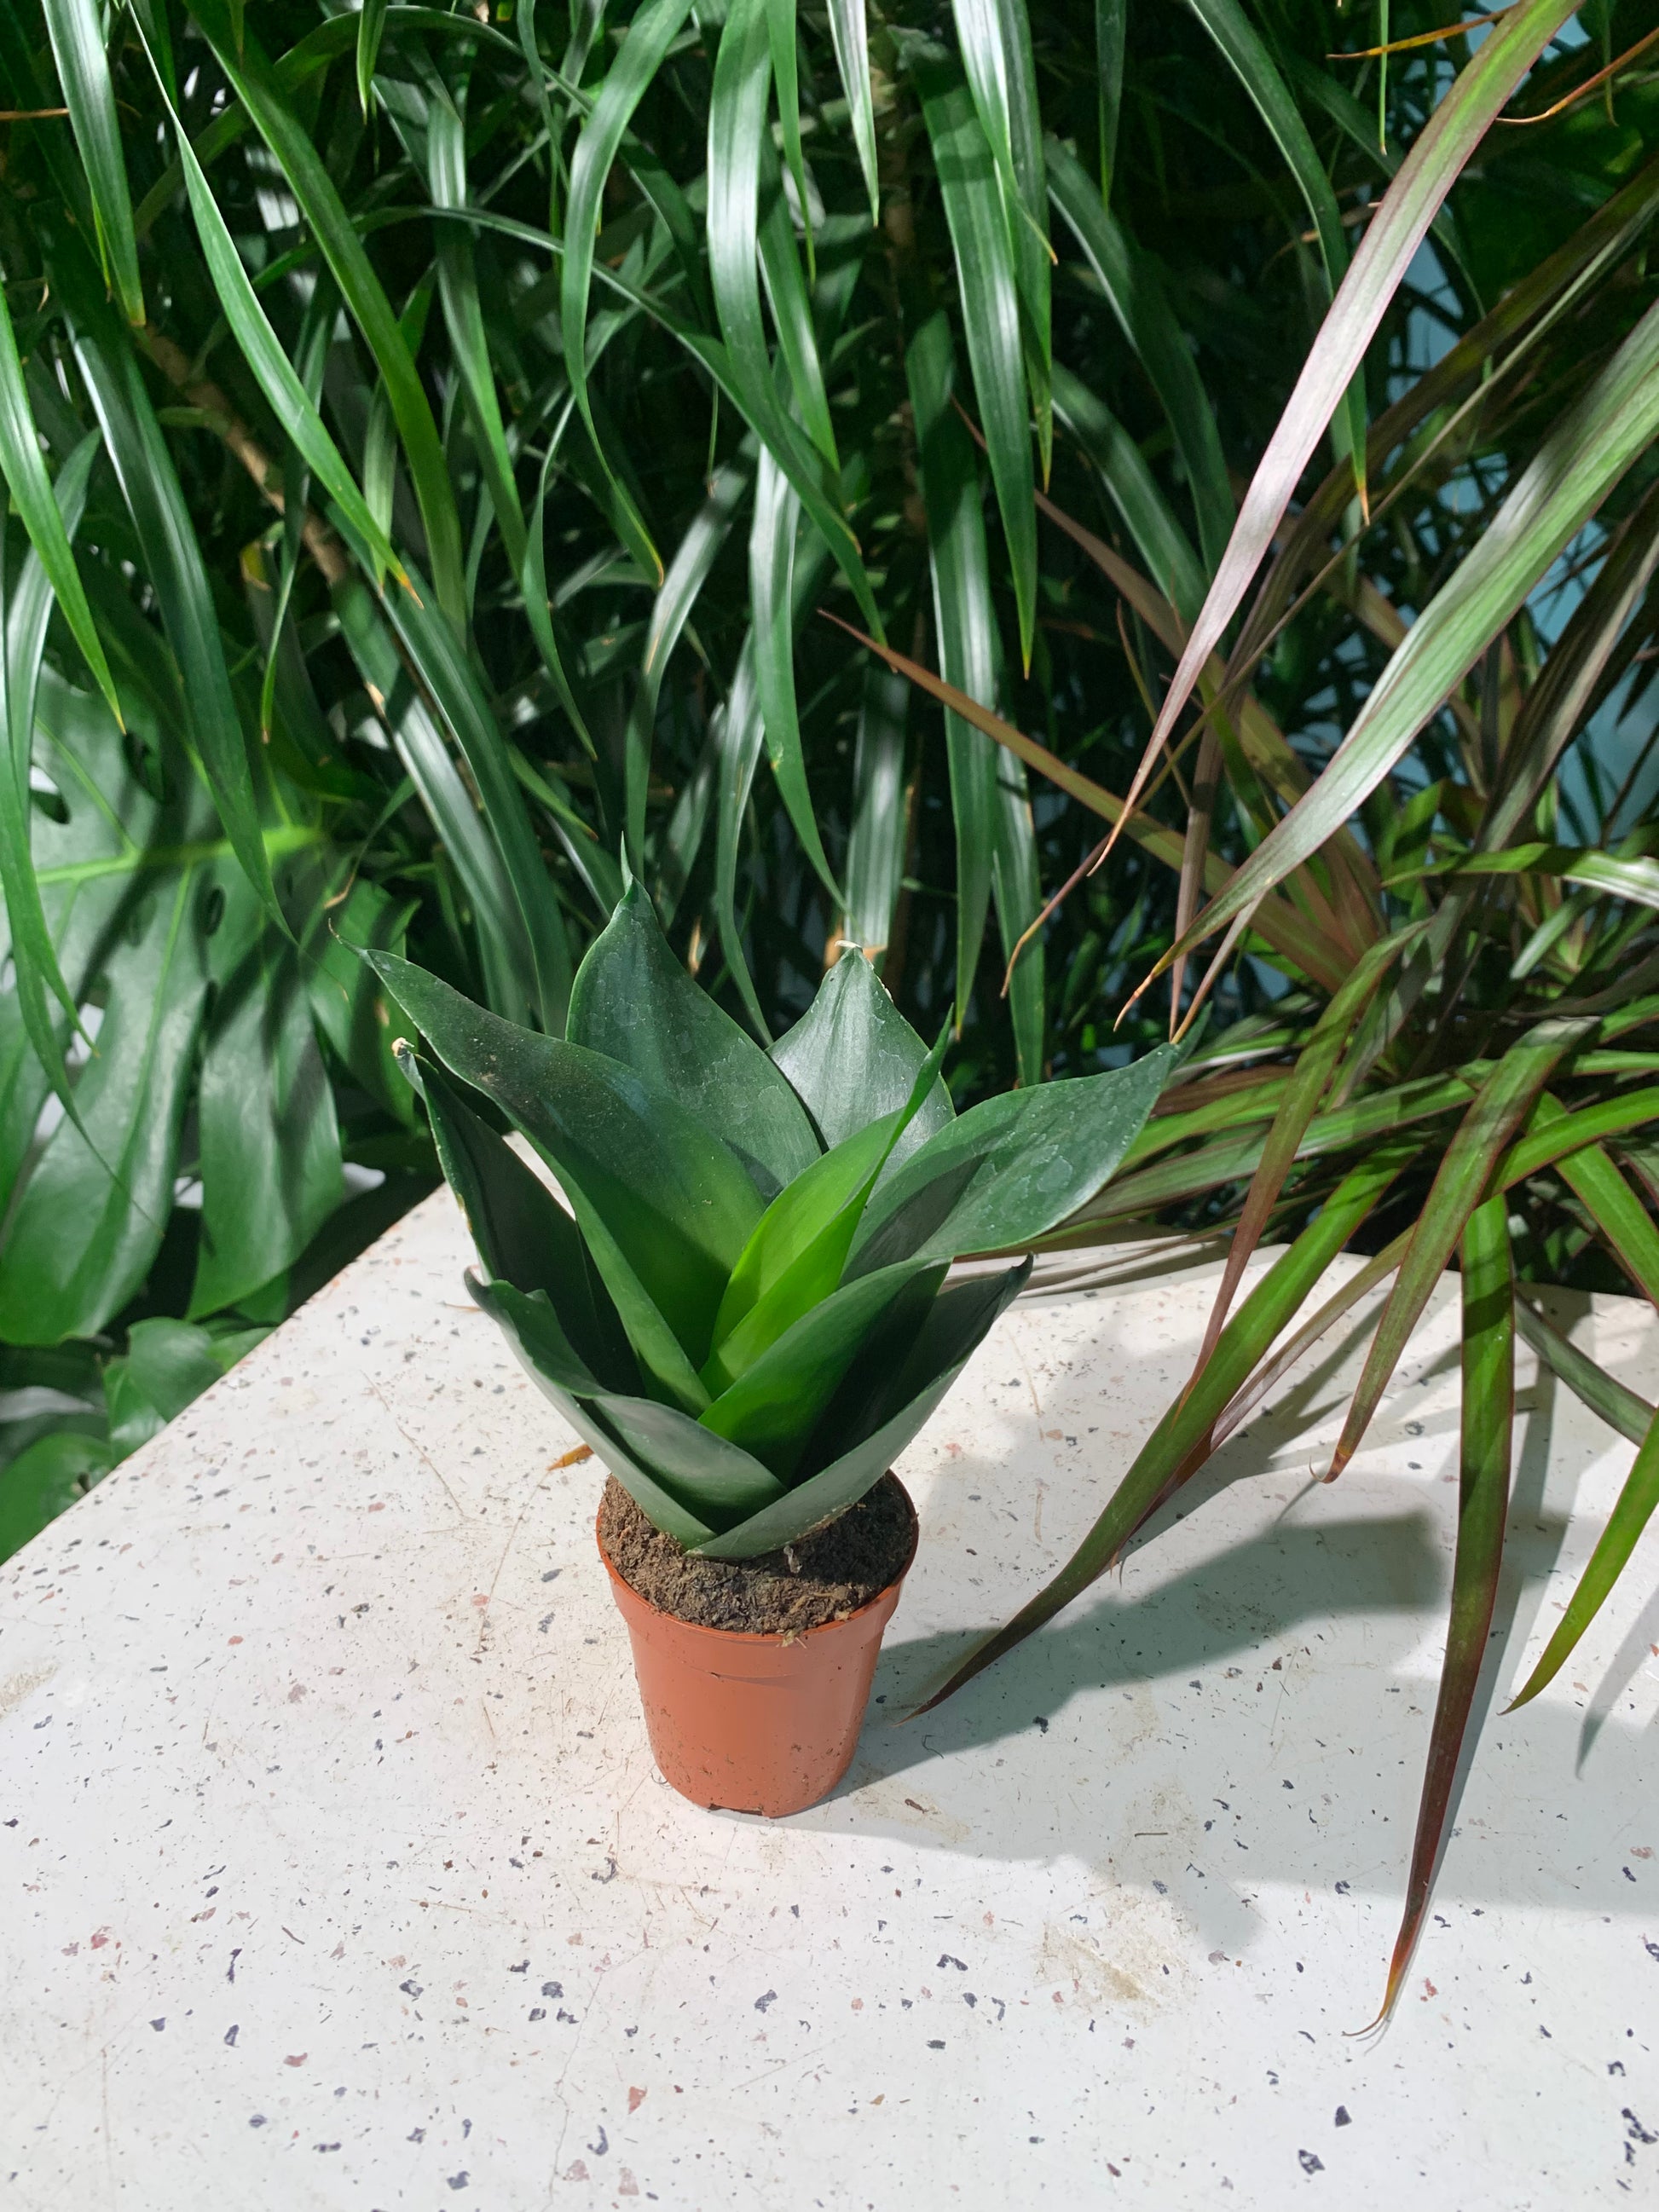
[[3, 1178, 1656, 2211], [598, 1470, 916, 1632]]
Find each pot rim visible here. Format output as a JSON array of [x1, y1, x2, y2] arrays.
[[594, 1476, 918, 1648]]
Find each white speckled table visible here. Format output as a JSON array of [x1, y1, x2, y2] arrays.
[[3, 1181, 1656, 2210]]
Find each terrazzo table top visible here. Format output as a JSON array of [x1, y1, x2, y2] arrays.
[[3, 1180, 1656, 2210]]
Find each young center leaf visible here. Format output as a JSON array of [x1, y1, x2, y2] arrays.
[[567, 877, 820, 1198], [771, 949, 955, 1158]]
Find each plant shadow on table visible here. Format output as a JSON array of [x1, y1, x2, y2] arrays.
[[800, 1319, 1657, 1938]]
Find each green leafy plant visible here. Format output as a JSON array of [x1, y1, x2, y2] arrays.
[[377, 881, 1175, 1554]]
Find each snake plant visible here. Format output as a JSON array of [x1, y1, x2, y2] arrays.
[[373, 884, 1175, 1556]]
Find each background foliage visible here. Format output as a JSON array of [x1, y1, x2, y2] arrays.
[[3, 0, 1659, 2008]]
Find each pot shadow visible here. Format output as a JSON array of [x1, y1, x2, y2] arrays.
[[856, 1505, 1447, 1774]]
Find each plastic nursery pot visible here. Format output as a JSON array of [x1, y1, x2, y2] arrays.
[[598, 1486, 918, 1818]]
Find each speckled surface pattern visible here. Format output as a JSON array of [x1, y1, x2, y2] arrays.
[[2, 1182, 1656, 2210]]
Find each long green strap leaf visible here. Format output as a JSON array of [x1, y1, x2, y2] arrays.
[[57, 258, 277, 921], [43, 0, 144, 326], [1051, 362, 1205, 628], [1328, 1018, 1592, 1480], [1160, 290, 1659, 970], [559, 0, 690, 586], [0, 431, 102, 1122], [1047, 140, 1234, 576], [156, 58, 407, 596], [991, 742, 1045, 1089], [1371, 1191, 1513, 2026], [186, 0, 466, 629], [626, 450, 752, 866], [714, 639, 772, 1038], [375, 568, 574, 1032], [765, 0, 815, 281], [1096, 0, 1126, 204], [1507, 1406, 1659, 1713], [920, 59, 1038, 670], [905, 306, 997, 1032], [357, 0, 390, 116], [428, 87, 529, 579], [1514, 1297, 1654, 1449], [825, 0, 879, 223], [843, 660, 910, 968], [1182, 0, 1365, 492], [749, 448, 842, 904], [704, 0, 881, 632], [917, 1143, 1413, 1712], [951, 0, 1051, 479], [522, 424, 597, 768], [757, 136, 839, 468], [0, 287, 121, 730], [1122, 0, 1580, 825]]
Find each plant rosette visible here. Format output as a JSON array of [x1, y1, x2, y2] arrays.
[[371, 886, 1176, 1814]]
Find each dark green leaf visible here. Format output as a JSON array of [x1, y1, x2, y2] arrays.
[[771, 949, 954, 1159], [104, 1316, 228, 1453], [593, 1392, 789, 1522], [0, 1429, 115, 1559], [369, 950, 761, 1375], [854, 1041, 1180, 1268], [566, 876, 820, 1198], [471, 1274, 718, 1547], [403, 1045, 635, 1392]]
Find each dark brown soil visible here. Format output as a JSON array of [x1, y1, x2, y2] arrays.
[[598, 1473, 916, 1635]]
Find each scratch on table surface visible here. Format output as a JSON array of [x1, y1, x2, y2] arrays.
[[477, 1458, 559, 1647], [733, 2045, 829, 2094], [1002, 1319, 1043, 1420], [362, 1375, 468, 1519]]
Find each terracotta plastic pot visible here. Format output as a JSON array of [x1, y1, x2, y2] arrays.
[[598, 1487, 917, 1817]]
